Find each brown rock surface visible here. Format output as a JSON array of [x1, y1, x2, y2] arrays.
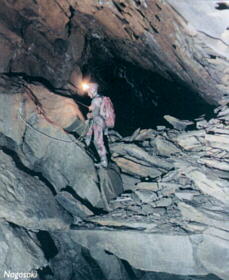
[[0, 0, 228, 103]]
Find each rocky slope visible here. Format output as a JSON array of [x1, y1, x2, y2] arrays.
[[0, 75, 229, 279], [71, 103, 229, 280]]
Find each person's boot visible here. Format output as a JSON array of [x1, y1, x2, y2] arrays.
[[95, 156, 108, 168], [84, 136, 91, 147], [100, 155, 108, 168], [104, 128, 109, 136]]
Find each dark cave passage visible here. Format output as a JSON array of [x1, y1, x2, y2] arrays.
[[82, 42, 215, 136]]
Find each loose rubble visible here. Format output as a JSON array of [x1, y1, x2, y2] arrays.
[[1, 78, 229, 279], [73, 103, 229, 280]]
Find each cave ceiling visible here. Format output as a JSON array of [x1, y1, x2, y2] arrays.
[[0, 0, 229, 104]]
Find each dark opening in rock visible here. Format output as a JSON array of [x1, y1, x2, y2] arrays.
[[81, 247, 106, 280], [215, 2, 229, 10], [37, 266, 54, 280], [36, 231, 58, 261], [82, 37, 215, 136]]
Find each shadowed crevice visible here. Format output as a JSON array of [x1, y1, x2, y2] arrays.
[[61, 186, 107, 215], [36, 231, 58, 261], [1, 147, 57, 195]]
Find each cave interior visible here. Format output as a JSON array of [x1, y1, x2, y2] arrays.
[[0, 1, 229, 280]]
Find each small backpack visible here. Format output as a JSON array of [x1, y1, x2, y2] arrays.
[[100, 96, 115, 128]]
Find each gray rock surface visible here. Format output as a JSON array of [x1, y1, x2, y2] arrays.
[[49, 231, 108, 280], [71, 230, 206, 275], [69, 104, 229, 280], [1, 82, 229, 279], [70, 0, 229, 104], [0, 150, 72, 230], [167, 0, 229, 57], [164, 115, 194, 130], [0, 0, 228, 113], [0, 79, 123, 211], [0, 221, 47, 279]]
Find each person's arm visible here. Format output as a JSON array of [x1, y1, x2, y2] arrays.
[[87, 105, 93, 119]]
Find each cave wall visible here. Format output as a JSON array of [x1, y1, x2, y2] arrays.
[[74, 0, 229, 104], [0, 0, 228, 103]]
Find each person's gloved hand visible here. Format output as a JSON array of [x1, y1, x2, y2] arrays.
[[87, 112, 92, 119]]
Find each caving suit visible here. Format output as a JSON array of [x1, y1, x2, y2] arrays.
[[85, 94, 108, 167]]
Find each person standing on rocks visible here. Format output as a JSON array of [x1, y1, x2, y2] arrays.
[[83, 82, 115, 168]]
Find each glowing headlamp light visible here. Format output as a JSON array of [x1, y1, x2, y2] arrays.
[[81, 83, 90, 91]]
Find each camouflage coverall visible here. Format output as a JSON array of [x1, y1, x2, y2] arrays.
[[85, 95, 108, 167]]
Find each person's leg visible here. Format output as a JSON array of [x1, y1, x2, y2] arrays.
[[104, 127, 109, 136], [84, 122, 93, 146], [93, 124, 108, 167]]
